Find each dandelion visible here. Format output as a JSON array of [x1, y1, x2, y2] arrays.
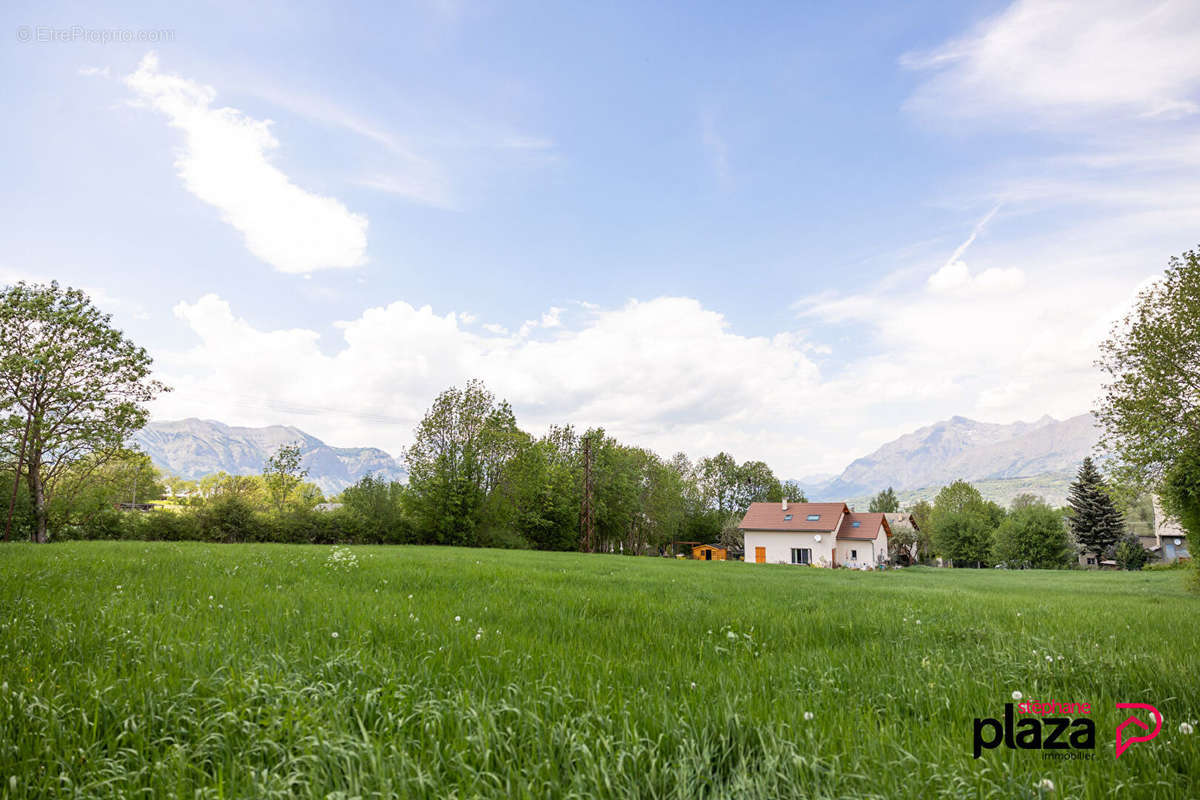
[[454, 615, 461, 622], [474, 633, 482, 641], [726, 630, 738, 640], [803, 711, 814, 721], [331, 631, 339, 639], [1012, 690, 1023, 701], [1180, 722, 1195, 735], [1035, 778, 1054, 793], [915, 619, 922, 625], [690, 682, 697, 689], [1057, 655, 1064, 661], [1046, 655, 1053, 662], [208, 595, 214, 601], [218, 604, 223, 609], [116, 585, 122, 590]]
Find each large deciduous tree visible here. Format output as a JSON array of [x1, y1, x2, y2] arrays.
[[263, 443, 308, 514], [991, 501, 1072, 569], [1067, 457, 1125, 564], [1096, 247, 1200, 491], [929, 480, 1000, 567], [0, 282, 167, 541]]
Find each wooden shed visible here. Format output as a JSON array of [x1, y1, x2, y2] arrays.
[[692, 543, 727, 561]]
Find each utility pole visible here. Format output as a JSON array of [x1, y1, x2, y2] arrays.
[[579, 434, 595, 553]]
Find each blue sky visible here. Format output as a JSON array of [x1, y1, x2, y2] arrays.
[[4, 0, 1200, 476]]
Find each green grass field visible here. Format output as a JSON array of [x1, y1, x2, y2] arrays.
[[1, 543, 1197, 799]]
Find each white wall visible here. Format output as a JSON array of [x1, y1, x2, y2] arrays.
[[744, 531, 836, 566]]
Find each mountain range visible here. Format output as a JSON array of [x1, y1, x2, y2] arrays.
[[133, 419, 407, 494], [136, 412, 1099, 506], [800, 413, 1100, 508]]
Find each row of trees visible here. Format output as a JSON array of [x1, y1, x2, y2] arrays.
[[915, 458, 1150, 570], [397, 379, 796, 552]]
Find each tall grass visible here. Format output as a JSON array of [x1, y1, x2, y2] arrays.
[[1, 543, 1197, 798]]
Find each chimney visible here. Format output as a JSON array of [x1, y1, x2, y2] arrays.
[[782, 498, 788, 512]]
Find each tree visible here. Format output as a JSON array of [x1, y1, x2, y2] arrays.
[[869, 487, 899, 513], [1067, 457, 1125, 563], [781, 479, 808, 504], [404, 380, 526, 546], [1096, 247, 1200, 494], [909, 499, 933, 536], [0, 282, 167, 541], [1110, 534, 1150, 571], [263, 443, 308, 514], [930, 480, 996, 567], [991, 502, 1072, 569]]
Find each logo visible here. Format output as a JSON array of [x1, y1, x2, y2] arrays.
[[972, 703, 1095, 759], [1115, 704, 1162, 759], [971, 700, 1166, 761]]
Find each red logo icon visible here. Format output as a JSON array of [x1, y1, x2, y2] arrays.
[[1115, 703, 1162, 759]]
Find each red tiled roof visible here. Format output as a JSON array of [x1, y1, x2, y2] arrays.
[[837, 512, 892, 540], [738, 502, 848, 532]]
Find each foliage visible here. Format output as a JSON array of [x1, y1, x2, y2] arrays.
[[1067, 457, 1125, 561], [1096, 247, 1200, 493], [1109, 534, 1151, 571], [0, 281, 168, 540], [991, 502, 1072, 569], [3, 542, 1199, 799], [930, 480, 1000, 567], [868, 486, 899, 513], [263, 443, 309, 514]]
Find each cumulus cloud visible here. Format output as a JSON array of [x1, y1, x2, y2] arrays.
[[150, 294, 855, 473], [902, 0, 1200, 124], [125, 53, 368, 274]]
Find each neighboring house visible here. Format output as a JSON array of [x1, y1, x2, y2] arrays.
[[739, 501, 890, 567], [1151, 496, 1190, 563], [692, 543, 727, 561], [314, 502, 344, 512]]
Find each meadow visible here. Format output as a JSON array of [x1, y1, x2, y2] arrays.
[[1, 543, 1197, 799]]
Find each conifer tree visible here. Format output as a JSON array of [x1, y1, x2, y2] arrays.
[[1067, 457, 1125, 562]]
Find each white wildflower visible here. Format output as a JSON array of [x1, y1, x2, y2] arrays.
[[454, 615, 461, 622], [474, 633, 482, 641], [1180, 722, 1194, 735], [1046, 655, 1053, 662], [726, 630, 738, 640], [803, 711, 814, 721], [915, 619, 921, 625], [1012, 691, 1023, 701], [690, 682, 697, 689], [1035, 778, 1054, 792], [331, 631, 339, 639]]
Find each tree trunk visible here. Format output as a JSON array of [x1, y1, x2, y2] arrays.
[[27, 456, 47, 543]]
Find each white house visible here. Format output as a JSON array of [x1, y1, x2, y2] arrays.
[[739, 501, 891, 568], [1151, 495, 1190, 563]]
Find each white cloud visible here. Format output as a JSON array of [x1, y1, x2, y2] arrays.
[[125, 53, 368, 274], [903, 0, 1200, 124], [151, 293, 859, 472]]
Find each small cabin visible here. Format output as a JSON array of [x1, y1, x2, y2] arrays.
[[692, 543, 727, 561]]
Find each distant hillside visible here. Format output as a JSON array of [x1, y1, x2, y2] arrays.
[[133, 419, 406, 493], [802, 413, 1099, 507]]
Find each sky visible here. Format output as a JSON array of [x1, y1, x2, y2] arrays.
[[3, 0, 1200, 478]]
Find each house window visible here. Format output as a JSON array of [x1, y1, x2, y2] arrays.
[[806, 514, 820, 521], [784, 514, 792, 521], [1086, 557, 1096, 565], [850, 549, 857, 560], [790, 548, 812, 565]]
